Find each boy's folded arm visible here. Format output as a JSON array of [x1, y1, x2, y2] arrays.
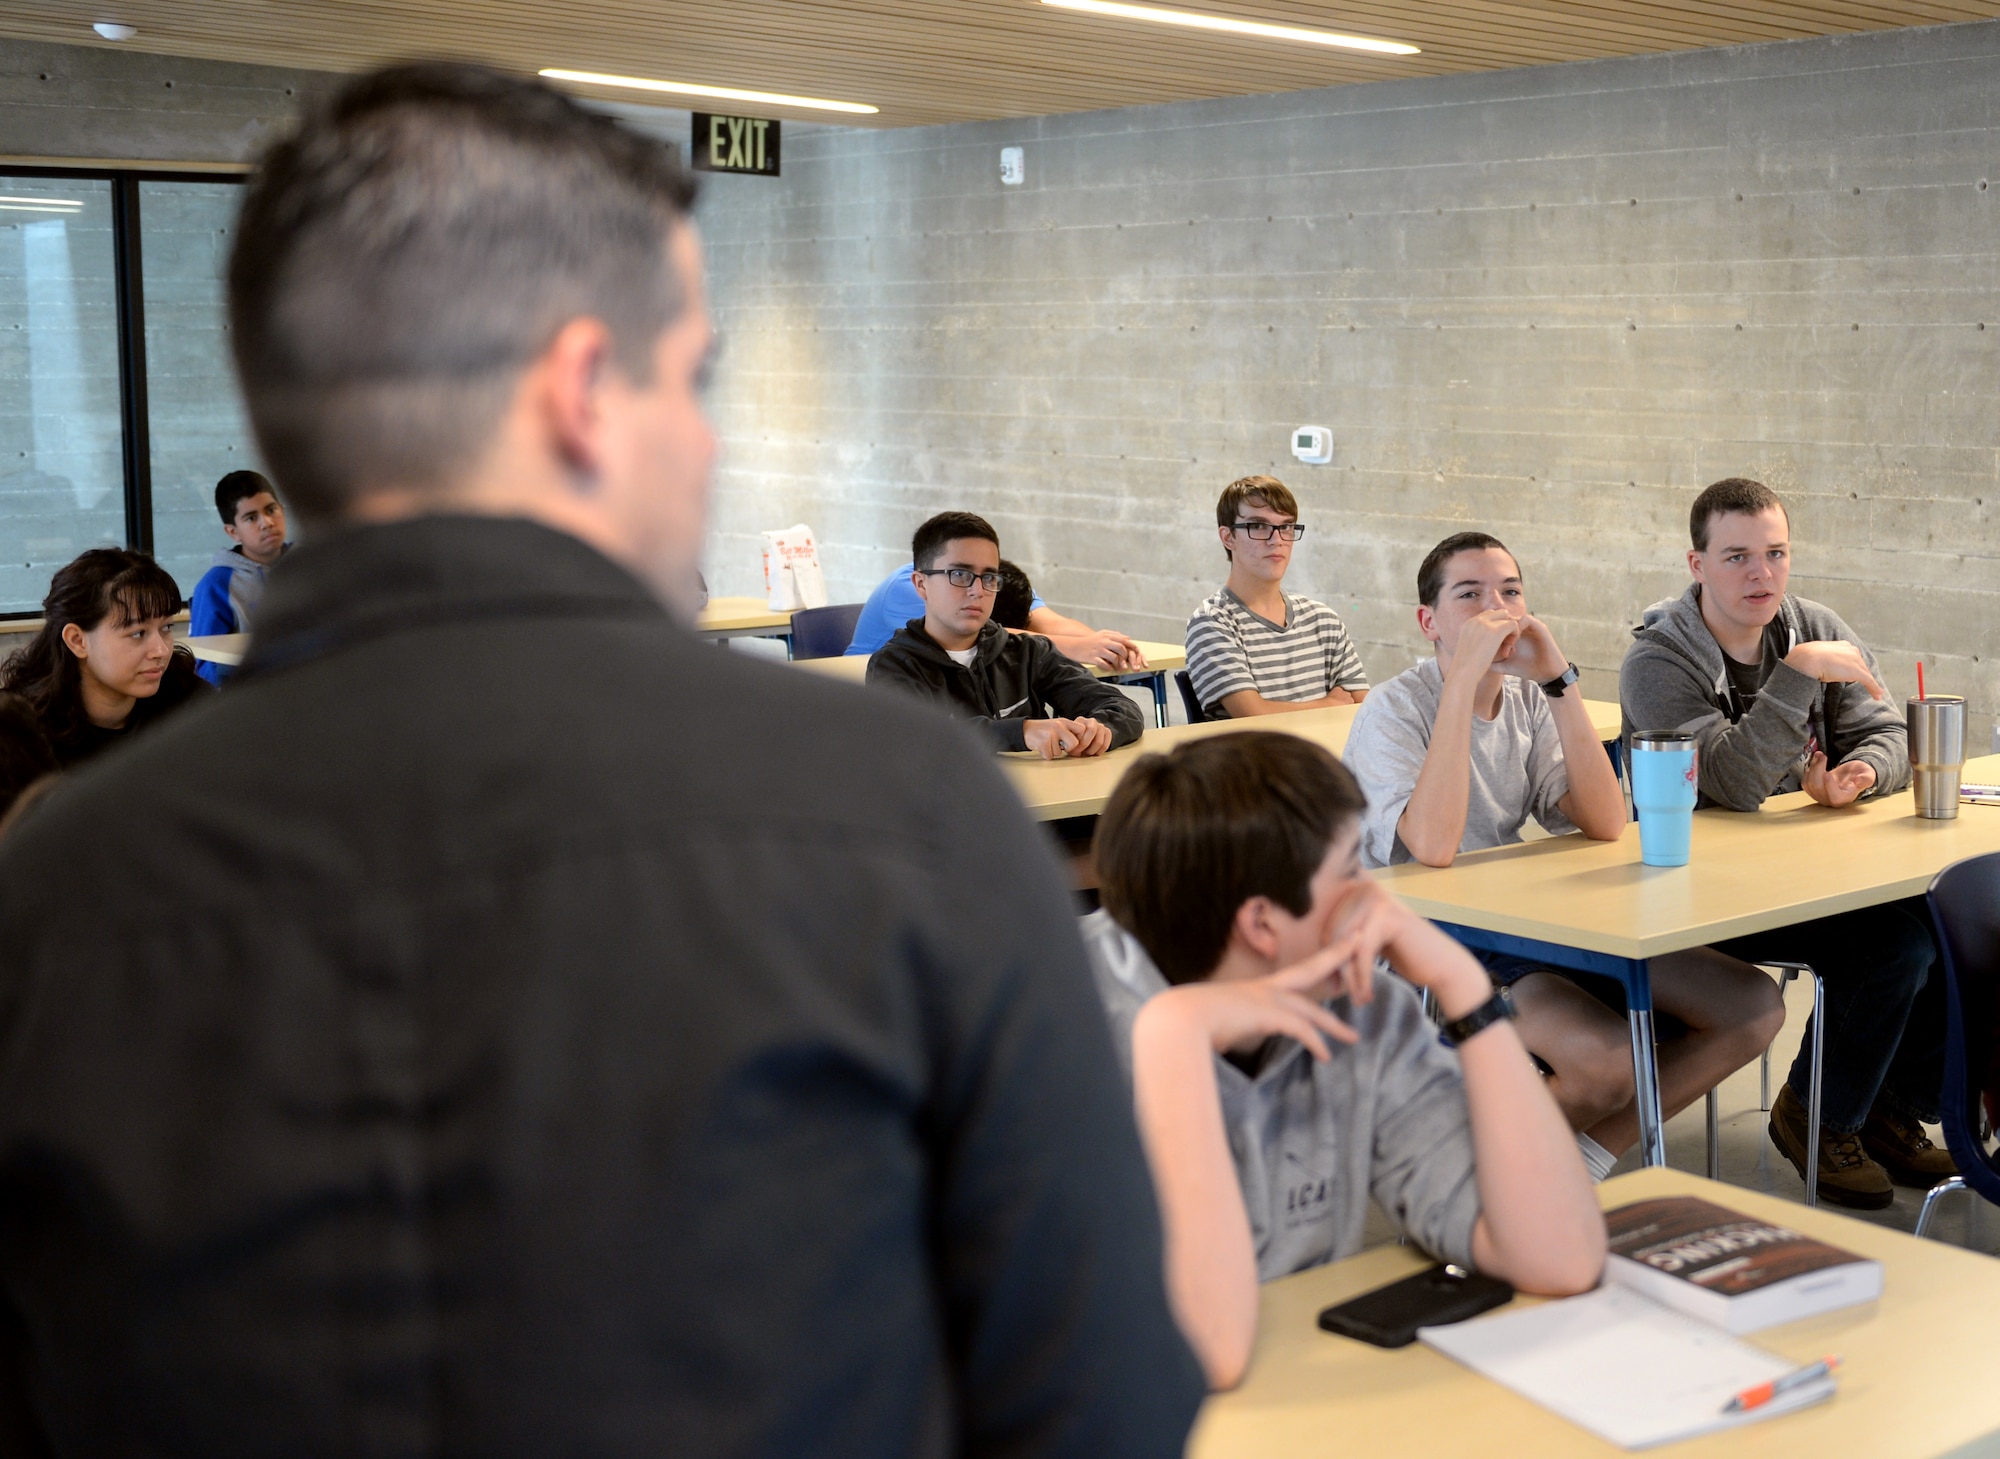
[[1128, 994, 1262, 1390]]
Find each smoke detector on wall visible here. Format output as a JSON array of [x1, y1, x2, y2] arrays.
[[92, 21, 136, 39]]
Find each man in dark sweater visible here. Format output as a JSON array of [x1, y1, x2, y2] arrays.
[[869, 511, 1146, 758], [0, 65, 1202, 1455], [1620, 477, 1949, 1210]]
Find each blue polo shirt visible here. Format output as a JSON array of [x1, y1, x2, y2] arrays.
[[845, 562, 1044, 656]]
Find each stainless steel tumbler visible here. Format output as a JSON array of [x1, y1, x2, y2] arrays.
[[1907, 695, 1966, 820]]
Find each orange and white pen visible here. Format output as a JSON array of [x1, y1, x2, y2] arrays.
[[1722, 1355, 1841, 1414]]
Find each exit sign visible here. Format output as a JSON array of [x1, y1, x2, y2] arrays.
[[692, 113, 780, 176]]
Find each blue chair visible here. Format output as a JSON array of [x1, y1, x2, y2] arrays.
[[1915, 851, 2000, 1239], [789, 603, 866, 661], [1175, 670, 1209, 725]]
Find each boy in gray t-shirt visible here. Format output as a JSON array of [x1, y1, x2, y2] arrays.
[[1086, 731, 1605, 1391], [1342, 532, 1782, 1181]]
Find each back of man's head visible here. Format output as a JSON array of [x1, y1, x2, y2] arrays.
[[1096, 734, 1366, 985], [214, 469, 276, 525], [911, 511, 998, 571], [992, 560, 1035, 630], [1689, 477, 1787, 551], [1416, 530, 1515, 609], [228, 62, 698, 523]]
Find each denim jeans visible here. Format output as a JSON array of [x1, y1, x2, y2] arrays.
[[1713, 896, 1945, 1133]]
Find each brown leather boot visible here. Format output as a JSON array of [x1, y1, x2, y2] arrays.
[[1860, 1105, 1959, 1187], [1768, 1084, 1892, 1210]]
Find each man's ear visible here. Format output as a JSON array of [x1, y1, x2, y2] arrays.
[[221, 519, 243, 544], [59, 623, 88, 660], [1229, 896, 1281, 963], [911, 570, 930, 607], [1686, 548, 1705, 582], [537, 316, 618, 479], [1416, 604, 1439, 643]]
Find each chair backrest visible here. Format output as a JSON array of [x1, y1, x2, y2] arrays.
[[789, 603, 866, 661], [1926, 852, 2000, 1208], [1174, 670, 1209, 725]]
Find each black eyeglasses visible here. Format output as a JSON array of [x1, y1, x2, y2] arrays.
[[919, 567, 1002, 591], [1230, 521, 1306, 541]]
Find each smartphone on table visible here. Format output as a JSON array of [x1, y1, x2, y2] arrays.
[[1316, 1264, 1513, 1349]]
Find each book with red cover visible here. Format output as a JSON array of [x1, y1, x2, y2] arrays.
[[1604, 1196, 1882, 1334]]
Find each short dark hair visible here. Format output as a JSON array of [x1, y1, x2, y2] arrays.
[[214, 469, 277, 525], [993, 559, 1035, 630], [1215, 475, 1299, 561], [911, 512, 999, 572], [1417, 531, 1518, 608], [228, 62, 699, 522], [1690, 478, 1788, 552], [1096, 734, 1367, 986]]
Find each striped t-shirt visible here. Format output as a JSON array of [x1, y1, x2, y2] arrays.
[[1185, 588, 1369, 717]]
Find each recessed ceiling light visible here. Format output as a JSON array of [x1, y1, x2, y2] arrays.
[[92, 21, 136, 40], [538, 69, 879, 115], [1040, 0, 1419, 55]]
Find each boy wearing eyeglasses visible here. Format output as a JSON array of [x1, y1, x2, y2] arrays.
[[869, 511, 1145, 759], [1185, 476, 1369, 720]]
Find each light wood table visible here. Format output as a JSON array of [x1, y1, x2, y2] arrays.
[[1001, 697, 1622, 822], [695, 596, 795, 650], [1374, 753, 2000, 1170], [1192, 1166, 2000, 1459], [796, 639, 1190, 725], [184, 632, 248, 668]]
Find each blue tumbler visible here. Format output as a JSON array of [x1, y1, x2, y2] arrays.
[[1630, 731, 1698, 868]]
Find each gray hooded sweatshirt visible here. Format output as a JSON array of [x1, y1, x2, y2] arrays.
[[1619, 585, 1908, 812], [1080, 909, 1480, 1282]]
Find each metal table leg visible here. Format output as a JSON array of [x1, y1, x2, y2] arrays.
[[1435, 922, 1665, 1168]]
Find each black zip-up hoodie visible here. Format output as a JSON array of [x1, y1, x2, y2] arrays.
[[868, 617, 1146, 753]]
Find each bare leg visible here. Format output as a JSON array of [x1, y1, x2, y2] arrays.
[[1585, 947, 1785, 1156], [1505, 973, 1640, 1131]]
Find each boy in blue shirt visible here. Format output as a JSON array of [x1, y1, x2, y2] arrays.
[[188, 471, 289, 684]]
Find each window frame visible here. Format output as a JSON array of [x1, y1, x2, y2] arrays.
[[1, 164, 247, 619]]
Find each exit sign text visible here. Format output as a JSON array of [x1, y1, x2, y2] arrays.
[[692, 113, 780, 176]]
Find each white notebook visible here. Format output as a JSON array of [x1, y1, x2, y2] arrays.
[[1419, 1285, 1836, 1450]]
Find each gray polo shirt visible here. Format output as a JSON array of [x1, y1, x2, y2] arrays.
[[1343, 657, 1577, 869], [1081, 910, 1481, 1282]]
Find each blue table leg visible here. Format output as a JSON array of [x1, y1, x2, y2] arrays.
[[1151, 671, 1168, 728], [1433, 921, 1666, 1168]]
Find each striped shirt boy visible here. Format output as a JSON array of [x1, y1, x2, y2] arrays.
[[1185, 587, 1369, 718]]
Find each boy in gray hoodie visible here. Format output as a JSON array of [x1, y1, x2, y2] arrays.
[[1084, 732, 1604, 1390], [1620, 477, 1949, 1208]]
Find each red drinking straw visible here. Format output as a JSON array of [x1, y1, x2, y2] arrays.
[[1918, 661, 1925, 700]]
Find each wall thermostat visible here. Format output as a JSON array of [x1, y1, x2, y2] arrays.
[[1000, 146, 1025, 185], [1291, 425, 1333, 465]]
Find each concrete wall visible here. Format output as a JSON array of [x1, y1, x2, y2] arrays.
[[697, 20, 2000, 740]]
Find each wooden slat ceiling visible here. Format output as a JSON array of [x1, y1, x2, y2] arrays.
[[4, 1, 1999, 128]]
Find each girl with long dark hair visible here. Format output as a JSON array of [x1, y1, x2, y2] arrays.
[[0, 548, 211, 767]]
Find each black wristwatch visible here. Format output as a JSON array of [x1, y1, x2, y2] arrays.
[[1539, 662, 1580, 699], [1440, 987, 1517, 1048]]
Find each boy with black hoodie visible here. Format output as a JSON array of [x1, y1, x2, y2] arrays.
[[868, 512, 1144, 759], [1620, 477, 1950, 1209]]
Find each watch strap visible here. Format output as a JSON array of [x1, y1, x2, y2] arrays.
[[1440, 988, 1516, 1047], [1540, 662, 1580, 698]]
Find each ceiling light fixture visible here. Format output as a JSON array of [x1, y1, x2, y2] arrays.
[[1040, 0, 1419, 55], [92, 21, 136, 40], [0, 196, 83, 208], [538, 69, 879, 115]]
